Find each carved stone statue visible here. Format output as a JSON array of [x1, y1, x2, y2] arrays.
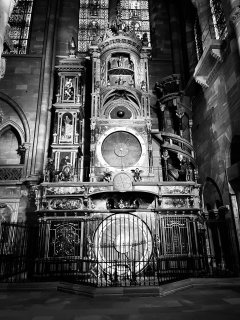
[[58, 156, 73, 181], [61, 115, 73, 141], [64, 78, 74, 100], [45, 158, 55, 182], [131, 168, 142, 182], [103, 168, 112, 182]]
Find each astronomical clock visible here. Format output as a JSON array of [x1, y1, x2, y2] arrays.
[[89, 28, 152, 188], [35, 0, 203, 287]]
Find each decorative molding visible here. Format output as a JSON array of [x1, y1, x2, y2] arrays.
[[0, 119, 25, 143], [49, 198, 83, 210], [46, 186, 86, 195]]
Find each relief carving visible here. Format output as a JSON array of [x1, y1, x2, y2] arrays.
[[46, 186, 85, 195], [49, 198, 83, 210]]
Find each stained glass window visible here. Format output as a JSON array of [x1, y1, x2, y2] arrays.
[[4, 0, 34, 55], [78, 0, 151, 53], [78, 0, 109, 53], [194, 17, 203, 61], [120, 0, 150, 43], [210, 0, 228, 40]]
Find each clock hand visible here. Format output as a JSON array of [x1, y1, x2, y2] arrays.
[[120, 173, 124, 186]]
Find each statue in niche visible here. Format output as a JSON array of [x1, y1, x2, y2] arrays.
[[17, 144, 26, 164], [128, 59, 134, 70], [128, 75, 134, 88], [106, 198, 114, 210], [142, 32, 149, 46], [118, 199, 125, 209], [178, 157, 188, 181], [110, 58, 118, 69], [95, 81, 100, 93], [186, 163, 194, 181], [118, 56, 123, 67], [61, 114, 73, 141], [116, 76, 125, 86], [58, 155, 73, 181], [45, 158, 55, 182], [64, 77, 74, 100], [141, 80, 146, 91]]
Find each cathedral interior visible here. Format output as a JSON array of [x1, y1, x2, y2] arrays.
[[0, 0, 240, 287]]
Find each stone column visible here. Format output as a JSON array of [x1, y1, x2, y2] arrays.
[[0, 0, 17, 78], [230, 0, 240, 55], [30, 0, 61, 177]]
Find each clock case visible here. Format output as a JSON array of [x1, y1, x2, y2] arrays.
[[89, 35, 153, 187]]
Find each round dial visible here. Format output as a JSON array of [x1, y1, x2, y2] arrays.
[[101, 131, 142, 168], [93, 214, 153, 278], [113, 173, 132, 191]]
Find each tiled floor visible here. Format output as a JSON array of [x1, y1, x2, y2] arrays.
[[0, 286, 240, 320]]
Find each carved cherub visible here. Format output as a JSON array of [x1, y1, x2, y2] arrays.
[[103, 168, 112, 182], [131, 168, 143, 182]]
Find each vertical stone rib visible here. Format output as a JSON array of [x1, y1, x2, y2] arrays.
[[30, 0, 60, 177]]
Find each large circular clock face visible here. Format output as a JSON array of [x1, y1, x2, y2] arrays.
[[93, 214, 153, 277], [101, 131, 142, 168]]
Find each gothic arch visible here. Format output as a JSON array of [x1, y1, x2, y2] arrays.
[[0, 120, 25, 144], [103, 98, 140, 119], [102, 88, 141, 109], [0, 92, 30, 142]]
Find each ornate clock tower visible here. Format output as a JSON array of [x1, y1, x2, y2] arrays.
[[35, 0, 203, 286], [89, 19, 152, 189]]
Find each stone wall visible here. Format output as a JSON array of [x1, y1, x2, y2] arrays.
[[192, 37, 240, 204]]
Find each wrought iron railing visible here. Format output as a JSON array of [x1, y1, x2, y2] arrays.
[[0, 215, 238, 285]]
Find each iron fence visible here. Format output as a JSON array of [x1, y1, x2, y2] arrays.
[[0, 213, 238, 286]]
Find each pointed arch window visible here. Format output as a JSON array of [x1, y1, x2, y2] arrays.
[[122, 0, 150, 40], [194, 16, 203, 61], [78, 0, 109, 53], [210, 0, 228, 40], [4, 0, 34, 55]]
